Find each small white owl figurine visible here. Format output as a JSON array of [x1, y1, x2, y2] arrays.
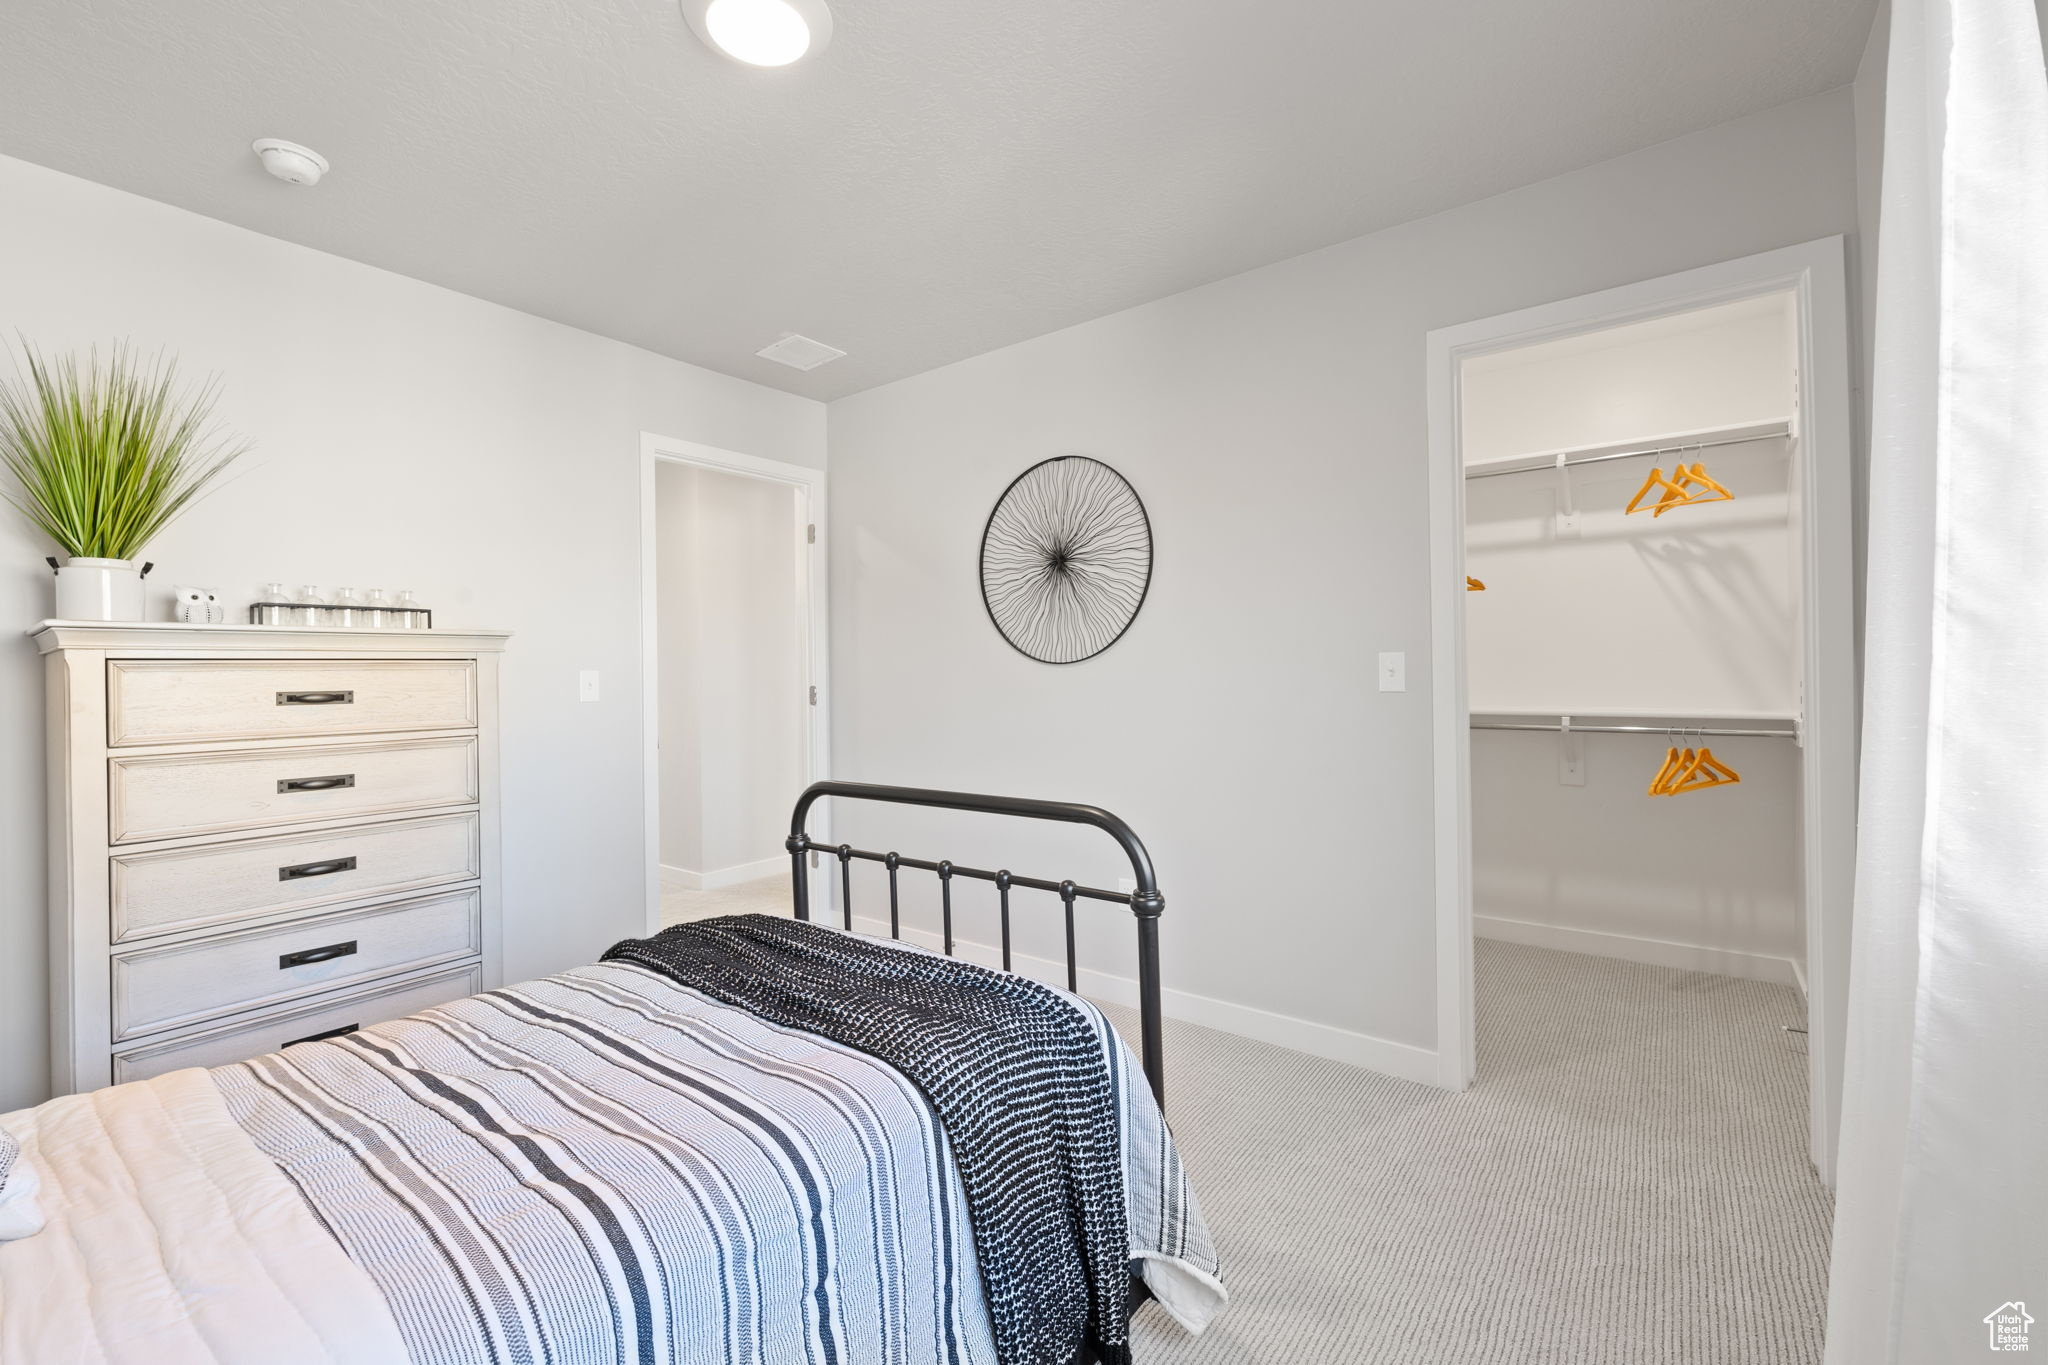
[[174, 586, 224, 624]]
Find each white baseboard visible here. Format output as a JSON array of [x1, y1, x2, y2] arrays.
[[848, 913, 1444, 1089], [660, 856, 785, 893], [1475, 913, 1802, 989]]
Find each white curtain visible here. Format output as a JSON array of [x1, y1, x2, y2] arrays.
[[1824, 0, 2048, 1360]]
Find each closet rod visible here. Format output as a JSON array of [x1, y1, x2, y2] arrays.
[[1463, 428, 1786, 481], [1471, 721, 1796, 739]]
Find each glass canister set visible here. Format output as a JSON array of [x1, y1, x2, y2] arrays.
[[251, 584, 432, 629]]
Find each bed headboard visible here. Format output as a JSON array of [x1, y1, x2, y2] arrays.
[[785, 780, 1167, 1108]]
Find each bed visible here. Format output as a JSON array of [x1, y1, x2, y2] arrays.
[[0, 781, 1223, 1365]]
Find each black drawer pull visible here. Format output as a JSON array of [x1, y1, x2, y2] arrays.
[[279, 856, 357, 882], [277, 691, 354, 706], [279, 940, 358, 969], [277, 773, 355, 793], [282, 1023, 359, 1048]]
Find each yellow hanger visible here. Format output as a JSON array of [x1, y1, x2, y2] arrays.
[[1655, 747, 1699, 796], [1655, 730, 1742, 796], [1629, 454, 1737, 517], [1647, 744, 1686, 796], [1666, 747, 1709, 794], [1648, 727, 1690, 795], [1654, 462, 1734, 517], [1465, 575, 1486, 591], [1626, 466, 1690, 515], [1648, 727, 1736, 796], [1672, 746, 1741, 793], [1680, 462, 1734, 499]]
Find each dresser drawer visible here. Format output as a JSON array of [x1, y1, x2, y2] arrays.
[[112, 810, 482, 943], [109, 735, 479, 844], [112, 887, 482, 1041], [107, 658, 476, 747], [113, 963, 483, 1083]]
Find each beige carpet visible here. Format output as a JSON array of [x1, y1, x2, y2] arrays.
[[1121, 940, 1831, 1364], [659, 869, 793, 927]]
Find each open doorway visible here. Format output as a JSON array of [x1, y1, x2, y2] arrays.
[[1427, 239, 1857, 1184], [640, 435, 828, 933]]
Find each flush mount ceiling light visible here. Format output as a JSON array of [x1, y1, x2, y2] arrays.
[[252, 138, 329, 186], [682, 0, 832, 67]]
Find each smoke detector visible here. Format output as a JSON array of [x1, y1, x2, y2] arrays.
[[252, 139, 330, 186], [756, 333, 847, 371]]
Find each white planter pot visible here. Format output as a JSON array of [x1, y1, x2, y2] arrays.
[[54, 557, 146, 621]]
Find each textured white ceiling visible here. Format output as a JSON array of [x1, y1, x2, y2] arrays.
[[0, 0, 1875, 400]]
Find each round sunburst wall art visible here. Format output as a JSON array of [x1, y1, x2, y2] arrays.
[[979, 455, 1153, 664]]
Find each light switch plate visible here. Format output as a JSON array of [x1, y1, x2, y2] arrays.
[[1377, 651, 1406, 692], [578, 670, 600, 702]]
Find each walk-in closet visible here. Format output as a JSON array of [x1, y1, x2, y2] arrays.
[[1463, 294, 1806, 986], [1456, 290, 1841, 1173]]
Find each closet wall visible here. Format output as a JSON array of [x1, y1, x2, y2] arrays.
[[1464, 295, 1806, 986], [656, 462, 805, 885]]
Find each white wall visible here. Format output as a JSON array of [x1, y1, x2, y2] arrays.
[[825, 90, 1862, 1075], [1462, 299, 1804, 985], [656, 462, 803, 881], [1463, 299, 1801, 716], [657, 468, 708, 876], [1472, 732, 1804, 981], [0, 154, 824, 1111], [1466, 437, 1798, 715], [1460, 297, 1796, 464]]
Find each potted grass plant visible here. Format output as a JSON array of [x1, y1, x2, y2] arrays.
[[0, 343, 249, 621]]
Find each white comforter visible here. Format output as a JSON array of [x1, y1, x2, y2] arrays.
[[0, 963, 1222, 1365], [0, 1069, 407, 1364]]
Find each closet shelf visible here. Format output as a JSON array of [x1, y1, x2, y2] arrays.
[[1471, 708, 1799, 740], [1462, 417, 1793, 482], [1471, 707, 1797, 722]]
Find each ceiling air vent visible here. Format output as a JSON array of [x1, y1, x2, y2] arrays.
[[756, 333, 847, 371]]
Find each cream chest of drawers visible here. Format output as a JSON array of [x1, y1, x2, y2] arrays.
[[34, 620, 510, 1094]]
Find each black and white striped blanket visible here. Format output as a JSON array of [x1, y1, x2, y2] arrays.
[[214, 934, 1222, 1365], [603, 916, 1131, 1365]]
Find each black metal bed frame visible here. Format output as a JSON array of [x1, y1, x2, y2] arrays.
[[786, 780, 1167, 1107]]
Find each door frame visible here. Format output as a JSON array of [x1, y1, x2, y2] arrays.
[[1423, 237, 1858, 1183], [639, 433, 830, 933]]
